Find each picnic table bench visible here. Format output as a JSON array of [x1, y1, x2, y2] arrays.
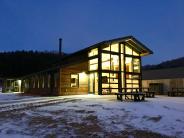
[[115, 92, 145, 102], [168, 88, 184, 97], [142, 88, 155, 98], [144, 91, 155, 98]]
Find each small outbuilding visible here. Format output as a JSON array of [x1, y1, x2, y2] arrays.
[[142, 67, 184, 95]]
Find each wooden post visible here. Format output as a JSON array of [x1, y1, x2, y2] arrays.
[[98, 47, 102, 95], [118, 43, 122, 93]]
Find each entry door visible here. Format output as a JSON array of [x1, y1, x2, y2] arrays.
[[89, 73, 95, 94], [89, 73, 98, 94]]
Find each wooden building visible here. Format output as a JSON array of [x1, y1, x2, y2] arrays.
[[21, 36, 153, 96], [0, 78, 22, 92], [142, 67, 184, 95]]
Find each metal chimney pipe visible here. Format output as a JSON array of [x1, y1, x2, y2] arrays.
[[59, 38, 62, 55]]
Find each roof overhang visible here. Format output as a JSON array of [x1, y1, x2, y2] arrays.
[[102, 36, 153, 56], [125, 37, 153, 56]]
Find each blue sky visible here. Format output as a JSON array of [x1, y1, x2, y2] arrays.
[[0, 0, 184, 65]]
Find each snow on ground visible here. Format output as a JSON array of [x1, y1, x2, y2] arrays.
[[0, 92, 31, 101], [0, 93, 184, 138]]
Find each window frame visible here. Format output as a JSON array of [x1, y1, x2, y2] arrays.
[[70, 73, 79, 88]]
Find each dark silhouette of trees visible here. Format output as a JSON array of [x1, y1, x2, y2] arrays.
[[0, 51, 66, 78], [0, 50, 184, 77], [143, 57, 184, 70]]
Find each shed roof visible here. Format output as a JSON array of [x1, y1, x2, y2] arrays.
[[142, 67, 184, 80]]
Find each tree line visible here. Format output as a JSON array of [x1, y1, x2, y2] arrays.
[[143, 56, 184, 70], [0, 51, 65, 78], [0, 50, 183, 78]]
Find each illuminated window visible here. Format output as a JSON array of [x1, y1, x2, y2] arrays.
[[90, 64, 98, 70], [125, 57, 133, 72], [89, 58, 98, 71], [103, 45, 110, 51], [71, 74, 79, 87], [125, 45, 132, 55], [111, 55, 119, 71], [102, 73, 109, 84], [88, 48, 98, 57], [125, 73, 140, 90], [133, 58, 140, 73], [102, 72, 118, 94], [110, 84, 118, 89], [111, 43, 119, 52], [110, 73, 118, 83], [133, 50, 139, 56], [121, 43, 124, 53], [132, 75, 139, 79], [102, 53, 110, 70], [90, 58, 98, 64]]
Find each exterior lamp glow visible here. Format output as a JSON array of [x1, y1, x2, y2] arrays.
[[18, 80, 22, 86], [79, 72, 88, 82]]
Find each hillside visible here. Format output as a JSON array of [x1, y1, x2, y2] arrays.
[[0, 51, 65, 78], [143, 56, 184, 70]]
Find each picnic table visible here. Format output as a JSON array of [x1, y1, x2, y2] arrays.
[[168, 88, 184, 97], [144, 91, 155, 98], [141, 88, 155, 98], [115, 92, 145, 102]]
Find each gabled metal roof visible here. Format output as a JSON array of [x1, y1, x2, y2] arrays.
[[63, 35, 153, 59], [102, 36, 153, 56]]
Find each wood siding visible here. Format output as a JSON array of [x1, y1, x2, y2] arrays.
[[22, 70, 60, 96], [59, 61, 89, 95]]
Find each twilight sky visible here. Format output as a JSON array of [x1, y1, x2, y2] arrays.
[[0, 0, 184, 65]]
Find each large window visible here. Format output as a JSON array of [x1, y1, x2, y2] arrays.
[[102, 73, 119, 94], [125, 57, 140, 73], [101, 53, 119, 71], [88, 42, 142, 94]]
